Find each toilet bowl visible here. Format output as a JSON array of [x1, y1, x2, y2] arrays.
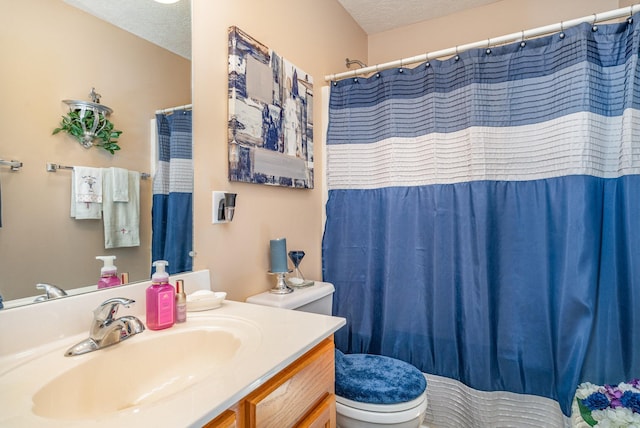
[[336, 393, 427, 428], [246, 281, 428, 428]]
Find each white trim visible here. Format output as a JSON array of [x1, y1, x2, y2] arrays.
[[150, 118, 157, 178], [321, 86, 330, 232]]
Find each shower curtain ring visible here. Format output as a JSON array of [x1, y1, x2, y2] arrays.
[[629, 7, 634, 24], [486, 38, 492, 55], [399, 59, 404, 72], [592, 13, 598, 31], [375, 64, 380, 78], [352, 69, 358, 83], [455, 46, 460, 61], [520, 31, 526, 48], [559, 21, 565, 39]]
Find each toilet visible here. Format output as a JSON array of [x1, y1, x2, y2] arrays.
[[246, 281, 428, 428]]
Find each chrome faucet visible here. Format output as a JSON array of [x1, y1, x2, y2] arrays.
[[65, 297, 145, 357], [33, 283, 68, 302]]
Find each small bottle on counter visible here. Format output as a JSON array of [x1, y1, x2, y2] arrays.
[[175, 279, 187, 323]]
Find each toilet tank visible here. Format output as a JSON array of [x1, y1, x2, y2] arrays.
[[245, 281, 334, 315]]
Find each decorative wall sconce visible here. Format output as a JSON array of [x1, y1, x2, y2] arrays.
[[212, 191, 237, 223], [52, 88, 123, 154]]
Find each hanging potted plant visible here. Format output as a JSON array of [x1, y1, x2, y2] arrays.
[[52, 89, 123, 154]]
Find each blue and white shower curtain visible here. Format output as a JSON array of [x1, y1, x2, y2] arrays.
[[323, 17, 640, 415], [152, 109, 193, 274]]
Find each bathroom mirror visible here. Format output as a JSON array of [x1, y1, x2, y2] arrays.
[[0, 0, 191, 308]]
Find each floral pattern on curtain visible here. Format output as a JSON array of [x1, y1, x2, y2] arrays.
[[323, 17, 640, 415]]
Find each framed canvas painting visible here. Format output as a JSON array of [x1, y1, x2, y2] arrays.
[[227, 26, 314, 188]]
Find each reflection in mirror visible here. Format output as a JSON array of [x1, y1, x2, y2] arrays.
[[0, 0, 191, 308]]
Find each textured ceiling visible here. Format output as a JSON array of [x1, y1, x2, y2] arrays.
[[62, 0, 501, 60], [337, 0, 501, 34], [63, 0, 191, 59]]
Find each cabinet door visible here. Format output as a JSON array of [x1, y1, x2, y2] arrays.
[[296, 393, 336, 428], [245, 338, 335, 428], [202, 409, 238, 428]]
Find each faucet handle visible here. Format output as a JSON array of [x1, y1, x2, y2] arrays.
[[36, 283, 68, 299], [94, 297, 135, 324]]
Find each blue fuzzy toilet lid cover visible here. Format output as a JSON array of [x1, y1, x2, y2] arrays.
[[335, 349, 427, 405]]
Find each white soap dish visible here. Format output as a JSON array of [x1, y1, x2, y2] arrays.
[[187, 290, 227, 312]]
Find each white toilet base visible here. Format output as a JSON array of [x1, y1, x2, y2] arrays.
[[336, 392, 427, 428]]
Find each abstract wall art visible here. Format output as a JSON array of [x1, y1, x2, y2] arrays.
[[227, 26, 314, 188]]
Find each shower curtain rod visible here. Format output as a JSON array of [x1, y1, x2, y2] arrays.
[[155, 103, 192, 115], [325, 4, 640, 82]]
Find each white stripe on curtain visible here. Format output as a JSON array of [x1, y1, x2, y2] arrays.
[[327, 110, 640, 190], [423, 374, 569, 428]]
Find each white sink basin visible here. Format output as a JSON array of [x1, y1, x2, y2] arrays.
[[5, 313, 261, 421], [0, 295, 345, 428]]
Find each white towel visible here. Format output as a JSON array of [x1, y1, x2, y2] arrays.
[[111, 167, 129, 202], [74, 166, 102, 203], [102, 168, 140, 248], [70, 167, 102, 220]]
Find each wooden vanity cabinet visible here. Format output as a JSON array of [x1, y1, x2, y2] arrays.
[[203, 409, 238, 428], [203, 337, 336, 428]]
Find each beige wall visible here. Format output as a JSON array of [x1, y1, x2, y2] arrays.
[[0, 0, 190, 300], [191, 0, 367, 301], [368, 0, 619, 65]]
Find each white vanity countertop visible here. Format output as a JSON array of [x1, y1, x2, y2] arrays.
[[0, 298, 345, 427]]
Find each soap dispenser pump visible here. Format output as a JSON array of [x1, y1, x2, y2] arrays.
[[96, 256, 122, 289], [146, 260, 175, 330]]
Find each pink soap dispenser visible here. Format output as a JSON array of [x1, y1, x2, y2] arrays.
[[146, 260, 175, 330], [96, 256, 122, 289]]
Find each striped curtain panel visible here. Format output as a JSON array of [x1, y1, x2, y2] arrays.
[[323, 17, 640, 416], [152, 110, 193, 274]]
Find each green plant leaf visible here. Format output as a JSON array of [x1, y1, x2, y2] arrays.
[[52, 108, 123, 154], [577, 399, 598, 427]]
